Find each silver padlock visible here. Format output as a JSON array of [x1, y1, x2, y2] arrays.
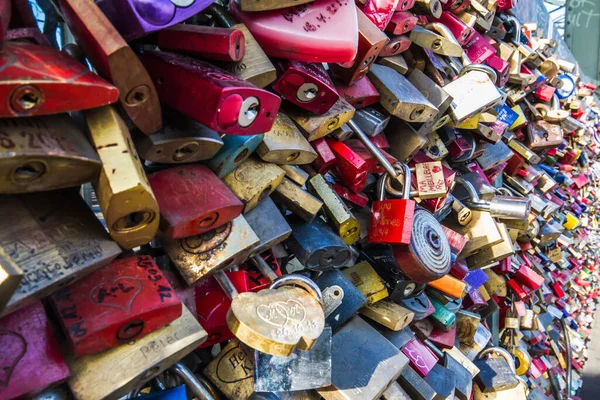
[[456, 177, 531, 221]]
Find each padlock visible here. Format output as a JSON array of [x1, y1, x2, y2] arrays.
[[256, 112, 317, 164], [308, 174, 361, 245], [525, 121, 563, 152], [223, 157, 285, 213], [398, 365, 438, 400], [413, 0, 442, 17], [0, 115, 101, 194], [272, 177, 323, 222], [343, 261, 389, 304], [360, 299, 415, 331], [134, 110, 223, 164], [222, 271, 325, 356], [230, 0, 359, 63], [272, 60, 339, 115], [443, 209, 503, 259], [399, 292, 434, 320], [457, 177, 531, 221], [429, 298, 457, 331], [410, 26, 463, 57], [379, 35, 412, 57], [329, 7, 388, 86], [141, 50, 280, 135], [156, 24, 246, 62], [407, 69, 453, 135], [345, 139, 396, 174], [466, 221, 514, 267], [59, 0, 162, 134], [368, 64, 438, 123], [254, 327, 332, 392], [287, 97, 356, 142], [51, 255, 182, 356], [317, 316, 410, 400], [386, 11, 418, 35], [402, 338, 439, 377], [0, 302, 70, 399], [352, 106, 391, 137], [412, 160, 447, 199], [0, 190, 121, 317], [208, 134, 264, 179], [149, 165, 243, 239], [473, 351, 520, 395], [369, 165, 415, 245], [281, 164, 309, 185], [384, 118, 428, 163], [67, 307, 207, 400], [86, 106, 160, 249], [0, 0, 9, 41], [316, 269, 368, 331], [335, 76, 380, 109], [378, 54, 409, 75], [163, 215, 259, 286], [0, 41, 118, 118], [0, 249, 21, 314], [285, 216, 351, 271], [327, 139, 369, 194], [203, 338, 255, 399], [381, 381, 412, 400]]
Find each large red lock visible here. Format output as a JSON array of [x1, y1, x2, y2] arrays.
[[463, 31, 496, 64], [148, 165, 243, 239], [327, 138, 369, 193], [369, 163, 415, 245], [157, 24, 246, 62], [0, 41, 118, 117], [140, 50, 281, 135], [272, 60, 339, 115], [334, 75, 380, 109], [485, 55, 510, 87], [195, 270, 250, 348], [50, 256, 182, 356], [0, 302, 70, 399], [431, 11, 474, 45]]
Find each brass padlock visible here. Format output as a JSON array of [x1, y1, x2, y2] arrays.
[[443, 210, 502, 258], [466, 222, 515, 268], [67, 307, 207, 400], [86, 106, 159, 249], [257, 112, 317, 165], [360, 300, 415, 331], [0, 115, 101, 194], [203, 338, 255, 400], [0, 249, 22, 314], [272, 177, 323, 222], [0, 190, 121, 316], [223, 157, 285, 213], [286, 98, 356, 142]]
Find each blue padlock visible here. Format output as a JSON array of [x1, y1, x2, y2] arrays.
[[207, 134, 264, 178], [136, 385, 187, 400], [316, 269, 367, 332]]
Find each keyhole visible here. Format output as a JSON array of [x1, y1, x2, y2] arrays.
[[415, 296, 427, 308], [173, 143, 199, 161], [234, 148, 249, 164], [431, 39, 442, 50], [13, 161, 46, 183], [17, 92, 39, 110]]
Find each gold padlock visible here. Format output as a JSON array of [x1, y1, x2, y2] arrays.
[[443, 210, 503, 259], [0, 249, 23, 314], [359, 300, 415, 331], [223, 157, 285, 213], [271, 177, 323, 222], [287, 98, 356, 142], [203, 339, 255, 400], [466, 222, 515, 268], [86, 106, 159, 249], [68, 307, 207, 400], [343, 261, 389, 304], [257, 112, 317, 165], [0, 115, 101, 194]]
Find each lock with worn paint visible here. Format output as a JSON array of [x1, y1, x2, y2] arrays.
[[0, 190, 121, 316], [327, 138, 369, 194], [308, 174, 361, 245], [0, 115, 101, 194], [208, 134, 264, 179], [223, 157, 285, 213], [163, 215, 259, 286], [369, 165, 416, 245], [134, 110, 223, 164], [149, 165, 243, 239], [343, 261, 389, 304], [352, 106, 391, 137], [0, 302, 70, 399], [272, 60, 339, 114], [86, 106, 160, 250], [67, 307, 207, 400], [335, 76, 380, 109], [0, 41, 118, 118], [59, 0, 162, 134], [287, 97, 356, 142], [316, 269, 368, 332], [318, 316, 410, 400], [203, 338, 255, 400], [272, 177, 324, 222], [51, 255, 182, 356], [360, 299, 415, 331], [142, 50, 281, 135], [285, 216, 351, 271]]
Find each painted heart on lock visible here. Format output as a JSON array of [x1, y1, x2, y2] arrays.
[[0, 331, 26, 387], [90, 277, 143, 312]]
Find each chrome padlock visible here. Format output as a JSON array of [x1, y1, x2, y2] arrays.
[[456, 177, 531, 221], [369, 164, 416, 245]]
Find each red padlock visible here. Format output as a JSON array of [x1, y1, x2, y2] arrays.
[[239, 250, 282, 292], [514, 265, 545, 291], [148, 165, 243, 239], [485, 54, 510, 87], [386, 11, 418, 35], [369, 163, 415, 244], [327, 138, 369, 193], [359, 0, 400, 31], [507, 279, 529, 301], [402, 338, 439, 377], [141, 50, 281, 135], [333, 183, 370, 207], [345, 138, 397, 174], [372, 131, 391, 149], [379, 35, 412, 56], [50, 256, 182, 356], [463, 31, 496, 64], [0, 302, 70, 399], [195, 270, 250, 348], [534, 85, 556, 102], [431, 11, 474, 45], [157, 24, 246, 62], [396, 0, 416, 11], [272, 60, 339, 115], [334, 75, 380, 109], [0, 0, 9, 41], [0, 41, 118, 117], [442, 0, 470, 14], [311, 137, 337, 174]]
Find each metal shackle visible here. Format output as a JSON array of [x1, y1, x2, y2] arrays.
[[382, 163, 412, 200], [269, 274, 325, 306], [476, 346, 517, 374], [458, 64, 498, 85]]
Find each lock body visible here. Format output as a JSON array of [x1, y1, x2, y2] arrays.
[[257, 113, 318, 164], [59, 0, 162, 134], [287, 98, 356, 141], [0, 250, 22, 314], [208, 134, 264, 179], [86, 106, 160, 249], [94, 0, 214, 40], [203, 339, 255, 399], [0, 41, 118, 118], [0, 302, 70, 399], [327, 139, 369, 194], [245, 197, 292, 255], [149, 165, 243, 239], [163, 215, 259, 286], [51, 256, 182, 356], [141, 51, 280, 135], [335, 76, 380, 109], [0, 115, 101, 194], [272, 177, 323, 222]]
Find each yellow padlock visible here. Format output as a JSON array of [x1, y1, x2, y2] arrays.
[[563, 212, 580, 230], [509, 105, 527, 131]]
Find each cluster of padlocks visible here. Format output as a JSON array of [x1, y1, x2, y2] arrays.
[[1, 0, 600, 398]]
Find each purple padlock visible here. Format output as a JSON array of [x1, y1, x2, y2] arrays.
[[96, 0, 215, 40]]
